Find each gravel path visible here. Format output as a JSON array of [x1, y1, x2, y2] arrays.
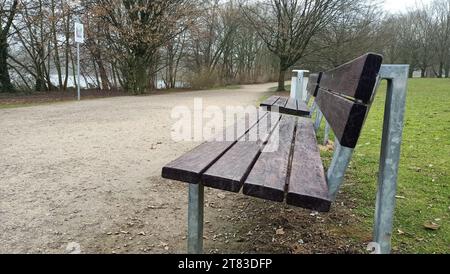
[[0, 83, 276, 254]]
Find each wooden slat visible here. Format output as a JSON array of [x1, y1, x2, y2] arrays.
[[319, 53, 383, 103], [315, 88, 368, 148], [262, 96, 310, 117], [243, 115, 297, 202], [297, 101, 310, 115], [202, 113, 281, 192], [162, 142, 236, 184], [261, 96, 280, 108], [162, 112, 266, 184], [272, 96, 288, 109], [284, 97, 297, 112], [281, 98, 310, 117], [306, 72, 322, 97], [286, 117, 331, 212]]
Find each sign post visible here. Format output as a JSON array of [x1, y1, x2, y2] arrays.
[[291, 70, 309, 102], [74, 18, 84, 101]]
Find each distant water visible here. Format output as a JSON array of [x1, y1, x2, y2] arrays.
[[47, 75, 186, 89]]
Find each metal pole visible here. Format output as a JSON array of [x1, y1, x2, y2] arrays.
[[187, 183, 204, 254], [314, 109, 323, 133], [292, 70, 309, 102], [327, 138, 354, 201], [77, 42, 80, 101], [324, 121, 330, 146], [374, 65, 409, 254], [290, 72, 298, 100]]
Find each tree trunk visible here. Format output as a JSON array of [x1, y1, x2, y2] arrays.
[[0, 36, 14, 92], [408, 67, 414, 78], [111, 63, 118, 89], [277, 68, 286, 92], [97, 58, 110, 90], [438, 62, 444, 78], [445, 65, 449, 78]]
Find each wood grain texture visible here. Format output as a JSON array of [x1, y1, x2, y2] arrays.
[[162, 113, 266, 184], [243, 115, 297, 202], [272, 96, 288, 110], [162, 141, 236, 184], [202, 113, 281, 192], [284, 98, 297, 113], [307, 72, 322, 97], [261, 96, 280, 108], [319, 53, 383, 103], [261, 96, 310, 117], [286, 117, 331, 212], [315, 88, 368, 148], [281, 98, 310, 117]]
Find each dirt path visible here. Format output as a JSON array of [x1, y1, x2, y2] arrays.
[[0, 83, 366, 254]]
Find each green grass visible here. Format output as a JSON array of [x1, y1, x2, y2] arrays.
[[268, 85, 291, 92], [317, 78, 449, 254], [262, 79, 449, 253]]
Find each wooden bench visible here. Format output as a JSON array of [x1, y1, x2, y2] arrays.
[[161, 53, 409, 254]]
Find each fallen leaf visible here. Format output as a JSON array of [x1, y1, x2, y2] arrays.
[[396, 195, 406, 199], [424, 222, 440, 231], [397, 229, 405, 235], [276, 228, 285, 235]]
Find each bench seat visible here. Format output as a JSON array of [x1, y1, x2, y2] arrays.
[[261, 96, 310, 117], [162, 111, 331, 212]]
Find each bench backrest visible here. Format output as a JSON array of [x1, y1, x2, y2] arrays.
[[307, 53, 383, 148]]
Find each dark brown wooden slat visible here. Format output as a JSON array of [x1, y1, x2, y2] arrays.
[[243, 115, 297, 202], [162, 142, 236, 184], [260, 96, 280, 108], [306, 72, 322, 97], [319, 53, 383, 103], [285, 97, 297, 112], [280, 98, 310, 117], [162, 113, 266, 184], [297, 101, 310, 116], [202, 113, 281, 192], [272, 96, 288, 109], [286, 117, 331, 212], [315, 88, 368, 148]]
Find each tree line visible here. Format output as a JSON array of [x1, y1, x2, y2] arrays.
[[0, 0, 449, 94]]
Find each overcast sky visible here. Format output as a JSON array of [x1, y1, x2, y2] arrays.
[[384, 0, 433, 13]]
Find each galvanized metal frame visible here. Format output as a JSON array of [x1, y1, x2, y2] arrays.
[[373, 65, 409, 254], [187, 183, 204, 254], [291, 70, 310, 102], [323, 122, 331, 145], [185, 65, 408, 254], [324, 65, 409, 254]]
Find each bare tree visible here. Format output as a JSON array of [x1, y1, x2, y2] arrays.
[[241, 0, 351, 91], [308, 0, 383, 69], [91, 0, 195, 94], [0, 0, 19, 92]]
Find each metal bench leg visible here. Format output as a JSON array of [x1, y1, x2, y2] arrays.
[[306, 94, 312, 105], [314, 109, 323, 132], [374, 65, 409, 254], [310, 102, 317, 118], [323, 121, 330, 146], [188, 183, 204, 254], [327, 138, 354, 201]]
